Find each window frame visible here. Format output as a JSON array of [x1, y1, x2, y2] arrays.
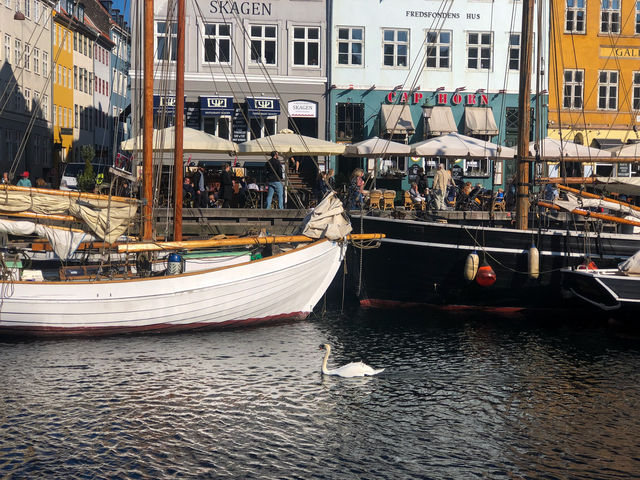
[[292, 26, 320, 68], [335, 102, 365, 142], [600, 0, 620, 34], [563, 68, 584, 109], [466, 31, 493, 71], [565, 0, 586, 34], [249, 24, 277, 66], [425, 30, 451, 70], [633, 72, 640, 110], [202, 115, 232, 141], [508, 33, 520, 71], [336, 26, 364, 66], [202, 22, 232, 65], [381, 28, 409, 68], [155, 21, 177, 62], [597, 70, 618, 110]]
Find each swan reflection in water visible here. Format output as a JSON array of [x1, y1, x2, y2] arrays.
[[319, 344, 385, 378]]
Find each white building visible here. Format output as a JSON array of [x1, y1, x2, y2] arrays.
[[0, 0, 55, 180]]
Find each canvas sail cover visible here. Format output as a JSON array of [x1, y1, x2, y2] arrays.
[[0, 187, 138, 243], [554, 192, 640, 220], [618, 249, 640, 275], [299, 192, 352, 240], [0, 219, 96, 260]]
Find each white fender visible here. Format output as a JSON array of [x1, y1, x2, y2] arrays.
[[528, 245, 539, 280], [464, 251, 480, 282]]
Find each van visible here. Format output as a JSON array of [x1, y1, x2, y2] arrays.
[[59, 162, 108, 191]]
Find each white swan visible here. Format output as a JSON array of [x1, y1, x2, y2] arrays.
[[319, 344, 385, 377]]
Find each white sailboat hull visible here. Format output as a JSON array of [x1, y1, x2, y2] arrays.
[[0, 240, 345, 336]]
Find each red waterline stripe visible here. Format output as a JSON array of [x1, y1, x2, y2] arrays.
[[360, 299, 524, 314]]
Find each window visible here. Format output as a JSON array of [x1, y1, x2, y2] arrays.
[[426, 31, 451, 69], [203, 23, 231, 63], [33, 91, 39, 114], [33, 47, 39, 74], [249, 117, 276, 139], [42, 51, 48, 76], [637, 2, 640, 34], [464, 158, 490, 177], [4, 35, 11, 65], [250, 25, 277, 65], [14, 39, 21, 67], [467, 32, 492, 70], [53, 104, 57, 125], [598, 70, 618, 110], [24, 0, 30, 18], [563, 69, 583, 109], [508, 33, 520, 71], [89, 72, 93, 95], [67, 68, 71, 89], [337, 27, 363, 65], [601, 0, 620, 34], [633, 72, 640, 110], [34, 0, 39, 23], [504, 107, 519, 147], [74, 65, 77, 89], [336, 102, 364, 142], [156, 21, 177, 61], [293, 26, 319, 66], [382, 29, 408, 67], [42, 94, 48, 120], [24, 88, 30, 111], [566, 0, 586, 33], [23, 45, 30, 71], [203, 116, 231, 140], [75, 104, 78, 128], [74, 31, 77, 51]]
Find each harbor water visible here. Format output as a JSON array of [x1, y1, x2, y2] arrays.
[[1, 308, 639, 479]]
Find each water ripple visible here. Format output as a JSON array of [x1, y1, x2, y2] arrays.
[[1, 310, 639, 478]]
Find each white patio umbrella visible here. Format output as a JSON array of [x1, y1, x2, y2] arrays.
[[119, 126, 238, 154], [609, 142, 640, 158], [410, 132, 516, 158], [344, 136, 411, 157], [237, 129, 346, 156], [529, 137, 611, 158]]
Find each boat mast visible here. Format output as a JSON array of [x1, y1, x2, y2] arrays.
[[143, 0, 154, 240], [515, 0, 535, 230], [173, 0, 185, 241]]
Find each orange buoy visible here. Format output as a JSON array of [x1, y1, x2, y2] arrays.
[[475, 261, 497, 287], [577, 258, 598, 270]]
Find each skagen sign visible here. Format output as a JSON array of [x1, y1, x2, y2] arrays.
[[209, 1, 272, 15], [288, 101, 317, 118]]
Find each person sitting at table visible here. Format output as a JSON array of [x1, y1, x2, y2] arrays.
[[247, 177, 259, 191], [288, 156, 299, 173], [347, 168, 366, 210], [409, 182, 425, 204], [207, 192, 219, 208], [183, 177, 195, 207]]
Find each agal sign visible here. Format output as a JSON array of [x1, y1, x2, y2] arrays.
[[386, 91, 489, 106]]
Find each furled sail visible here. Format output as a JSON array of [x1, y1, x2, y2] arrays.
[[0, 218, 96, 260], [554, 193, 640, 220], [0, 186, 138, 242], [299, 192, 352, 240]]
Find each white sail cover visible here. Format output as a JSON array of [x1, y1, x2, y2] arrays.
[[0, 219, 96, 260], [300, 192, 352, 240], [618, 249, 640, 275], [554, 192, 640, 220], [0, 187, 138, 242]]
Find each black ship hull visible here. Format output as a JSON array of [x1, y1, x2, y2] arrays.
[[348, 214, 640, 311], [562, 268, 640, 316]]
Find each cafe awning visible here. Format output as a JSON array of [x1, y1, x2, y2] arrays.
[[425, 106, 458, 136], [380, 105, 415, 136], [464, 107, 499, 136]]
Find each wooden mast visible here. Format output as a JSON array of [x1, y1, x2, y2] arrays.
[[173, 0, 185, 241], [142, 0, 154, 240], [515, 0, 535, 230]]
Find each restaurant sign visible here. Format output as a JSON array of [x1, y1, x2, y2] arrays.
[[288, 100, 317, 118], [200, 96, 235, 116], [386, 91, 489, 106]]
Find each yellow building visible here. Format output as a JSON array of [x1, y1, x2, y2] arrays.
[[548, 0, 640, 155], [52, 10, 74, 166]]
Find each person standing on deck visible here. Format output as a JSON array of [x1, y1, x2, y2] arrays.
[[432, 163, 451, 210], [265, 151, 284, 209]]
